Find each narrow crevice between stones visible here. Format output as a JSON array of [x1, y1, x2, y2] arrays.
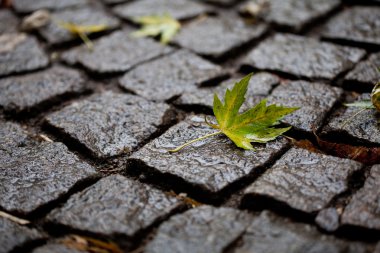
[[223, 233, 245, 253], [321, 38, 380, 53]]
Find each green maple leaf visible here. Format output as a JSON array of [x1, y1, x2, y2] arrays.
[[132, 14, 180, 44], [169, 73, 299, 152]]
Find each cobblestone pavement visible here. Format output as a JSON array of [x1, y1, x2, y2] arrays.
[[1, 0, 380, 252]]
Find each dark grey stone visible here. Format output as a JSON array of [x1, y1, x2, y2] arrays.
[[0, 66, 85, 113], [119, 50, 224, 101], [102, 0, 130, 4], [345, 53, 380, 86], [47, 174, 182, 237], [267, 80, 343, 132], [0, 33, 49, 77], [243, 33, 365, 80], [32, 243, 83, 253], [130, 116, 289, 194], [0, 121, 30, 151], [62, 30, 173, 74], [174, 16, 267, 59], [12, 0, 88, 13], [243, 148, 363, 213], [113, 0, 209, 21], [45, 91, 171, 158], [315, 208, 340, 232], [0, 142, 97, 214], [321, 7, 380, 46], [0, 10, 19, 34], [341, 165, 380, 230], [145, 206, 252, 253]]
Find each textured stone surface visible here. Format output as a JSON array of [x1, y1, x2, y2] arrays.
[[0, 121, 30, 151], [119, 50, 224, 101], [0, 34, 49, 77], [243, 33, 365, 80], [62, 31, 173, 74], [0, 142, 97, 214], [0, 10, 19, 34], [345, 53, 380, 86], [130, 116, 289, 194], [46, 91, 171, 158], [12, 0, 88, 13], [0, 66, 85, 113], [145, 206, 252, 253], [174, 16, 267, 59], [113, 0, 209, 21], [47, 174, 182, 237], [315, 208, 340, 232], [32, 243, 83, 253], [267, 81, 343, 132], [243, 148, 363, 213], [321, 7, 380, 46], [341, 165, 380, 230], [38, 6, 120, 45]]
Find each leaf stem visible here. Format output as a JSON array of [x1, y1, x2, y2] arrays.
[[340, 108, 368, 129], [78, 31, 94, 51], [168, 131, 223, 153]]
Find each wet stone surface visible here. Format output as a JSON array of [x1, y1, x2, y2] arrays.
[[130, 116, 289, 194], [0, 10, 19, 34], [0, 66, 86, 113], [0, 33, 49, 77], [0, 142, 97, 214], [12, 0, 89, 13], [243, 33, 365, 80], [145, 206, 252, 253], [0, 121, 30, 151], [345, 53, 380, 87], [173, 16, 267, 59], [267, 80, 343, 132], [45, 91, 171, 158], [243, 148, 363, 213], [321, 6, 380, 46], [47, 174, 182, 237], [119, 50, 224, 101], [62, 31, 173, 74], [32, 243, 83, 253]]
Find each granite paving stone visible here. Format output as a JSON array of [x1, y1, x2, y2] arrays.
[[47, 174, 182, 237], [173, 16, 267, 59], [345, 52, 380, 87], [0, 121, 30, 151], [0, 33, 49, 77], [38, 6, 121, 45], [341, 165, 380, 230], [0, 142, 97, 214], [119, 50, 225, 101], [145, 206, 252, 253], [61, 30, 173, 74], [0, 66, 86, 113], [267, 80, 343, 132], [315, 207, 340, 232], [243, 33, 366, 80], [130, 116, 289, 194], [243, 148, 363, 213], [32, 243, 83, 253], [12, 0, 89, 13], [45, 91, 172, 158], [0, 10, 19, 34], [321, 6, 380, 46]]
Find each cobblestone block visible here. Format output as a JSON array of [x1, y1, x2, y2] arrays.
[[130, 116, 289, 194], [62, 31, 173, 74], [12, 0, 88, 13], [47, 174, 182, 237], [119, 50, 224, 101], [345, 53, 380, 87], [0, 66, 86, 113], [0, 121, 30, 151], [267, 81, 343, 132], [46, 91, 171, 158], [0, 142, 97, 214], [145, 206, 252, 253], [0, 10, 19, 34], [0, 33, 49, 77], [173, 16, 267, 59], [243, 33, 365, 80], [243, 148, 363, 213]]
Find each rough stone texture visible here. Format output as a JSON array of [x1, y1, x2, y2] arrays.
[[32, 243, 83, 253], [130, 116, 289, 194], [0, 66, 86, 113], [119, 50, 224, 101], [0, 121, 30, 151], [267, 81, 343, 132], [0, 217, 44, 253], [46, 91, 171, 158], [145, 206, 252, 253], [243, 148, 363, 213], [324, 94, 380, 145], [12, 0, 89, 13], [233, 211, 368, 253], [315, 208, 340, 232], [0, 33, 49, 77], [0, 10, 19, 34], [62, 31, 173, 74], [341, 165, 380, 230], [174, 16, 267, 59], [38, 6, 121, 45], [345, 53, 380, 86], [0, 142, 97, 214], [243, 33, 365, 80], [113, 0, 209, 21], [321, 7, 380, 46], [47, 174, 182, 237]]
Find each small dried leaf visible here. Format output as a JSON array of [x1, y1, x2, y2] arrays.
[[21, 9, 51, 31], [371, 82, 380, 111]]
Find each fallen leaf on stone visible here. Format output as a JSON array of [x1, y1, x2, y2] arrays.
[[21, 9, 51, 31], [167, 191, 203, 208], [0, 211, 30, 225], [60, 235, 123, 253], [241, 0, 270, 18]]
